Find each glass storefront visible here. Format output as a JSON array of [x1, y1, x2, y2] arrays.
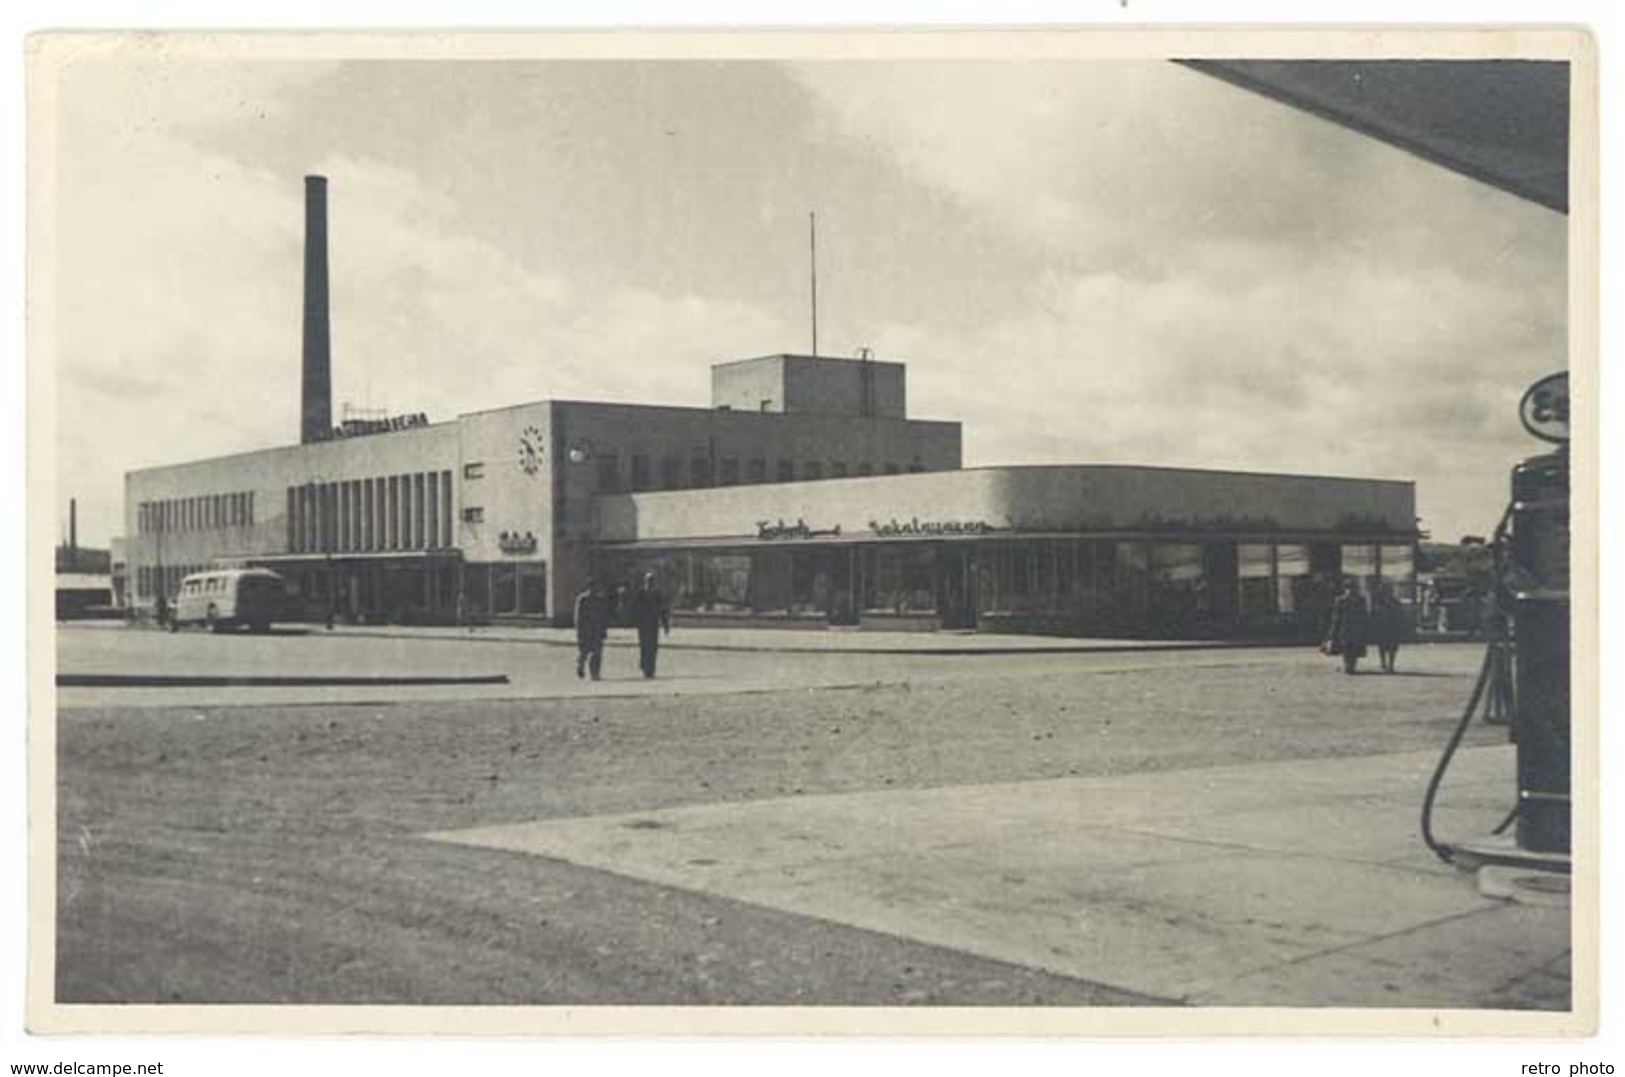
[[597, 534, 1416, 639]]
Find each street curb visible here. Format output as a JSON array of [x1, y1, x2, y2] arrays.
[[320, 629, 1286, 657], [57, 672, 511, 688]]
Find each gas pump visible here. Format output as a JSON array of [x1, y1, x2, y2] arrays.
[[1421, 372, 1570, 882]]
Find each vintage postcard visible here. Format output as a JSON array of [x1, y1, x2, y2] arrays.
[[25, 27, 1598, 1037]]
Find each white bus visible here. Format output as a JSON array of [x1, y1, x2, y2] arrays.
[[170, 568, 285, 634]]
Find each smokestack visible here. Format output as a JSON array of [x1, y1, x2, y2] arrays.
[[300, 175, 332, 444], [69, 498, 77, 553]]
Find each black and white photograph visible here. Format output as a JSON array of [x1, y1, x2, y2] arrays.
[[24, 26, 1599, 1041]]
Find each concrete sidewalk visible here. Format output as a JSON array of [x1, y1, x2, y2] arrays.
[[431, 744, 1572, 1011]]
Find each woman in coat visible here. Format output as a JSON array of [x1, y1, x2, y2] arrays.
[[1323, 577, 1370, 675], [1369, 583, 1407, 673]]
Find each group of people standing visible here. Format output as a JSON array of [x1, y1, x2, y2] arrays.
[[1323, 578, 1408, 675], [573, 574, 672, 681]]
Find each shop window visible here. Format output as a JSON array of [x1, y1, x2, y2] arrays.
[[631, 454, 652, 491], [491, 564, 519, 615], [463, 564, 490, 617], [719, 458, 740, 486], [746, 458, 767, 484], [595, 453, 620, 493], [830, 461, 848, 479], [776, 460, 795, 483], [804, 461, 824, 481], [1238, 543, 1276, 620], [1276, 542, 1333, 634], [690, 457, 712, 488], [908, 457, 925, 473], [862, 545, 937, 615], [1342, 543, 1379, 599], [1380, 544, 1417, 601], [884, 463, 900, 475], [661, 456, 682, 490], [1089, 541, 1148, 630], [518, 565, 546, 615], [856, 462, 874, 477]]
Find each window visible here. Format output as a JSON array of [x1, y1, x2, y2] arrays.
[[746, 458, 767, 484], [426, 472, 440, 548], [387, 477, 400, 548], [463, 462, 485, 480], [908, 457, 925, 473], [399, 474, 413, 549], [441, 470, 453, 547], [462, 506, 484, 524], [804, 461, 823, 481], [776, 460, 795, 483], [690, 456, 712, 488], [413, 473, 427, 549], [719, 458, 740, 486], [596, 453, 620, 492], [1380, 544, 1416, 595], [830, 461, 847, 479], [1276, 543, 1315, 615], [1342, 543, 1379, 599], [1238, 543, 1275, 619], [661, 456, 682, 490], [857, 462, 874, 477], [631, 454, 652, 491], [884, 463, 900, 475]]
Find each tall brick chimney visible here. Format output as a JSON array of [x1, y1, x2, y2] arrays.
[[300, 175, 332, 444]]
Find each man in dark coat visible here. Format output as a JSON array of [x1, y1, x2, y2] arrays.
[[629, 573, 672, 679], [574, 579, 611, 680], [1324, 577, 1370, 675]]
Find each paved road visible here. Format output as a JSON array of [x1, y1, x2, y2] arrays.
[[53, 626, 1524, 1009], [57, 621, 1426, 708]]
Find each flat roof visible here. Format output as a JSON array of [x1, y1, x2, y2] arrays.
[[709, 353, 905, 370], [130, 398, 961, 476], [603, 462, 1414, 500]]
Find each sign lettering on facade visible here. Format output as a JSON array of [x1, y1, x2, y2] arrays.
[[498, 530, 538, 554], [868, 517, 994, 537], [331, 412, 430, 439], [756, 518, 842, 540]]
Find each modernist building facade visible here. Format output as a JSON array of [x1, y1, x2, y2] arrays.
[[123, 353, 1418, 639]]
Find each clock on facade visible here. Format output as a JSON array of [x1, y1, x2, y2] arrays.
[[518, 425, 544, 476]]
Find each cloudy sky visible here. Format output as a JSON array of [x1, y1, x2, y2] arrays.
[[47, 54, 1566, 547]]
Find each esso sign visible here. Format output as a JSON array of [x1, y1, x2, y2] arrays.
[[1518, 372, 1569, 444]]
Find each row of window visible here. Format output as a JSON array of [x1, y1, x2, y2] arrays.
[[136, 563, 207, 600], [137, 492, 256, 534], [600, 539, 1418, 633], [594, 453, 927, 493], [286, 471, 454, 554]]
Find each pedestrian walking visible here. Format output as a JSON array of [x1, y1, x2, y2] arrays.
[[629, 572, 671, 678], [1322, 577, 1370, 675], [573, 578, 611, 680], [1370, 583, 1407, 673]]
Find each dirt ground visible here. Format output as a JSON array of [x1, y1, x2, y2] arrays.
[[55, 647, 1502, 1004]]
